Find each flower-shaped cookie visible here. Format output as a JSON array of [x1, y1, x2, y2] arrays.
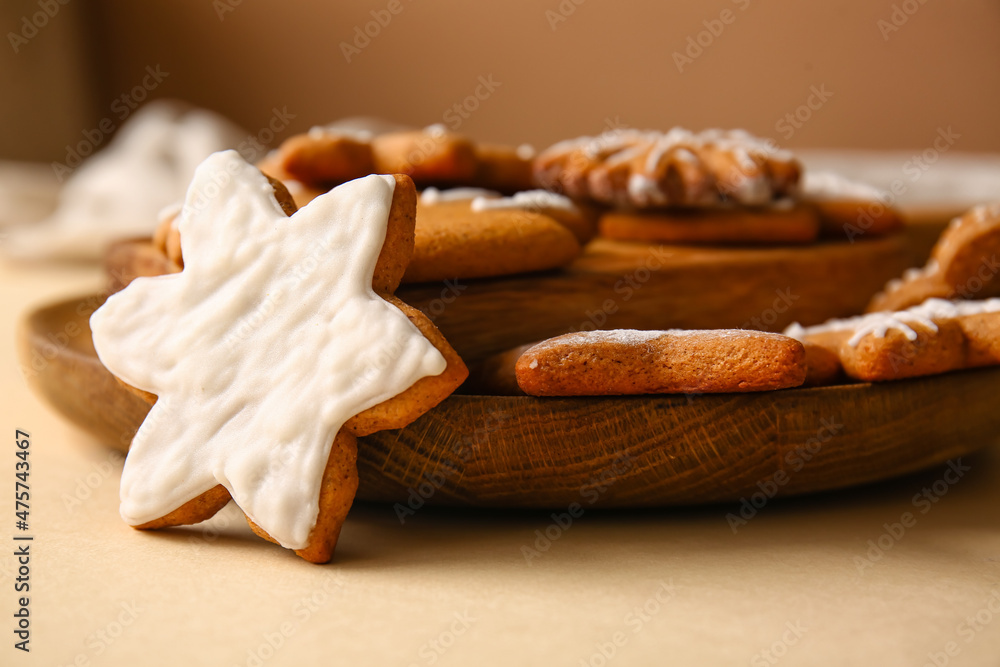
[[533, 128, 802, 209]]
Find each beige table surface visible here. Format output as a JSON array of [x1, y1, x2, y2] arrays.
[[3, 256, 1000, 667]]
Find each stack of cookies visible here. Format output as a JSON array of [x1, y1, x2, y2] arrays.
[[86, 119, 1000, 565], [257, 123, 596, 283], [534, 128, 903, 245]]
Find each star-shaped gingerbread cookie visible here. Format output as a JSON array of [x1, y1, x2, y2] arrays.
[[91, 150, 467, 563]]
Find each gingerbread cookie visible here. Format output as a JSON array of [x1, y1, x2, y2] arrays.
[[371, 125, 478, 185], [598, 203, 820, 245], [473, 142, 536, 193], [800, 172, 904, 241], [91, 150, 467, 563], [260, 124, 535, 201], [868, 203, 1000, 312], [785, 297, 1000, 383], [275, 129, 376, 186], [122, 187, 590, 289], [533, 128, 802, 209], [512, 329, 806, 396], [468, 189, 597, 245], [404, 190, 587, 283]]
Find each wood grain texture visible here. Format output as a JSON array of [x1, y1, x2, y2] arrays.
[[106, 233, 926, 370], [19, 296, 999, 508]]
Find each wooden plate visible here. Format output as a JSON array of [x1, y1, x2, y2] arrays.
[[106, 235, 930, 369], [19, 295, 1000, 508]]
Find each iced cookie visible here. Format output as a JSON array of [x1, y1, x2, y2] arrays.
[[800, 172, 905, 241], [90, 150, 468, 563], [785, 297, 1000, 383], [404, 190, 587, 283], [868, 203, 1000, 312], [512, 329, 807, 396], [534, 128, 802, 209]]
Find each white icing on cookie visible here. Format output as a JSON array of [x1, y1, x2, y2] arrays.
[[529, 328, 787, 354], [306, 125, 375, 142], [537, 127, 794, 208], [91, 150, 446, 550], [966, 202, 1000, 225], [784, 297, 1000, 347], [424, 123, 448, 137], [516, 144, 536, 160], [627, 173, 668, 208], [470, 190, 579, 213], [802, 171, 885, 202], [421, 187, 501, 205]]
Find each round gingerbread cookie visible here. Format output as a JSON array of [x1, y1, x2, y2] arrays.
[[404, 189, 586, 283], [534, 128, 802, 209], [800, 172, 905, 241], [598, 204, 820, 245]]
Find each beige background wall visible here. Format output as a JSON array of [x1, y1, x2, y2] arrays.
[[4, 0, 1000, 161]]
